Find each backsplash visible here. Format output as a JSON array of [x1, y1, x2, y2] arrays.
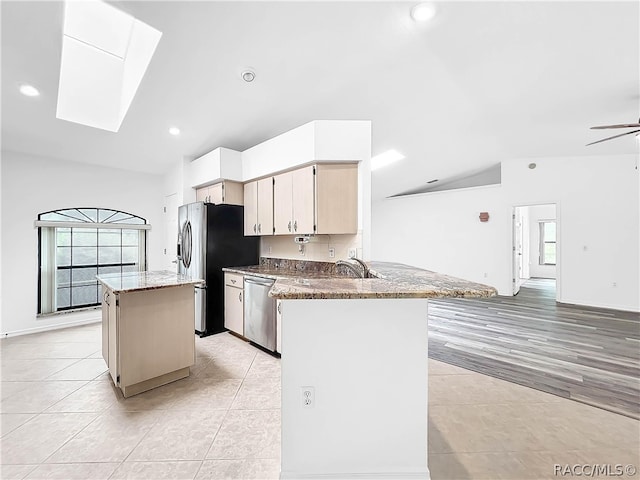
[[259, 257, 338, 274], [259, 233, 362, 262]]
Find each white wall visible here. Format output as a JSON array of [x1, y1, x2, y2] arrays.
[[373, 184, 507, 291], [527, 204, 556, 279], [0, 150, 165, 335], [372, 154, 639, 312], [241, 122, 316, 181]]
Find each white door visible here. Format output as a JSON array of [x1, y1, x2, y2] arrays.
[[163, 193, 179, 272], [512, 207, 524, 295]]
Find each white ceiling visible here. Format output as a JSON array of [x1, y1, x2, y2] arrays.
[[2, 1, 638, 200]]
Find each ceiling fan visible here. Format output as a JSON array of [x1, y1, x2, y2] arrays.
[[586, 118, 640, 146]]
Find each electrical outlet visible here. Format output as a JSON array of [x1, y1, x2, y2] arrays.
[[348, 248, 356, 258], [328, 247, 335, 258], [301, 386, 315, 408], [612, 282, 617, 287], [483, 272, 488, 278]]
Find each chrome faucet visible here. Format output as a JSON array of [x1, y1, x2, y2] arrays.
[[336, 259, 365, 278], [349, 257, 370, 278]]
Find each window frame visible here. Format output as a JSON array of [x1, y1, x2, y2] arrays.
[[36, 208, 149, 315], [539, 220, 557, 266]]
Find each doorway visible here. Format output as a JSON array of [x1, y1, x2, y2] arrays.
[[512, 203, 558, 298]]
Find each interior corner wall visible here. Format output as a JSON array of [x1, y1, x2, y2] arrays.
[[0, 151, 165, 336], [372, 154, 639, 312]]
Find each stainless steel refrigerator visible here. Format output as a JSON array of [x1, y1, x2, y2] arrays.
[[177, 202, 259, 336]]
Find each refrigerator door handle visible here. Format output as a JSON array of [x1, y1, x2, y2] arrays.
[[182, 221, 192, 268]]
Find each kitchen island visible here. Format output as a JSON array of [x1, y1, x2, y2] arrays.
[[96, 271, 203, 398], [225, 260, 495, 480]]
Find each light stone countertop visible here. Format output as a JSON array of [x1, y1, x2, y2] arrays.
[[224, 261, 496, 300], [96, 271, 204, 293]]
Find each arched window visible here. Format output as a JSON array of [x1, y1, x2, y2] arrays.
[[35, 208, 150, 314]]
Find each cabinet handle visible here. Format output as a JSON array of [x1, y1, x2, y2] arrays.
[[230, 279, 236, 284], [253, 224, 257, 233], [104, 291, 109, 305], [294, 220, 298, 232], [239, 292, 242, 302], [288, 221, 292, 232], [277, 302, 281, 314], [258, 223, 261, 233]]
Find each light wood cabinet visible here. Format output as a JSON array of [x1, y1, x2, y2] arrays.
[[244, 177, 273, 236], [100, 285, 195, 397], [224, 273, 244, 335], [196, 180, 243, 205], [273, 163, 358, 235]]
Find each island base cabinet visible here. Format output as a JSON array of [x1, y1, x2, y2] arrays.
[[102, 285, 196, 398], [280, 298, 429, 479]]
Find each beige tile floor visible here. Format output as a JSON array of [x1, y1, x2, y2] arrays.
[[1, 322, 638, 480]]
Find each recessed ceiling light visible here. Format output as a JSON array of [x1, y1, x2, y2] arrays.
[[19, 84, 40, 97], [371, 149, 405, 171], [411, 2, 438, 23], [169, 127, 180, 136], [241, 70, 256, 82]]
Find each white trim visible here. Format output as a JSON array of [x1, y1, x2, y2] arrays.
[[34, 220, 151, 230], [280, 471, 430, 480], [2, 316, 100, 338]]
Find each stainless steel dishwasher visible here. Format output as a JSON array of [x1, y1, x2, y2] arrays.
[[243, 276, 277, 351]]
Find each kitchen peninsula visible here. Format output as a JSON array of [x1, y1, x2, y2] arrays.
[[96, 271, 203, 398], [226, 260, 496, 479]]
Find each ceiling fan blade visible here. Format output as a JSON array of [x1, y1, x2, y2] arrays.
[[586, 129, 640, 146], [590, 123, 640, 130]]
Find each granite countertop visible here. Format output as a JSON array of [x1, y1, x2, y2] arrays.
[[224, 265, 337, 280], [96, 271, 204, 293], [224, 261, 496, 300]]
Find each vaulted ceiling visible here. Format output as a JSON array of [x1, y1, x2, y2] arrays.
[[1, 1, 638, 200]]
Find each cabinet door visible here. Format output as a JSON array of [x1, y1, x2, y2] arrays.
[[101, 289, 109, 364], [196, 187, 209, 203], [209, 183, 224, 204], [273, 172, 294, 235], [292, 165, 316, 235], [257, 177, 274, 235], [108, 293, 118, 384], [224, 285, 244, 335], [243, 181, 258, 236]]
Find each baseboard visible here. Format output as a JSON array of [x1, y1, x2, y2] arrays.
[[280, 470, 430, 480], [1, 314, 101, 337], [557, 298, 640, 313]]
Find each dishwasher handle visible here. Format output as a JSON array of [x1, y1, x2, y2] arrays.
[[244, 276, 275, 287]]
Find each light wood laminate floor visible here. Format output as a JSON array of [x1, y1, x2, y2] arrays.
[[429, 278, 640, 419]]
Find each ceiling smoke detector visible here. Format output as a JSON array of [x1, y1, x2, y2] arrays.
[[241, 70, 256, 82]]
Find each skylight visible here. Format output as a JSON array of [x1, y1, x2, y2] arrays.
[[56, 0, 162, 132]]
